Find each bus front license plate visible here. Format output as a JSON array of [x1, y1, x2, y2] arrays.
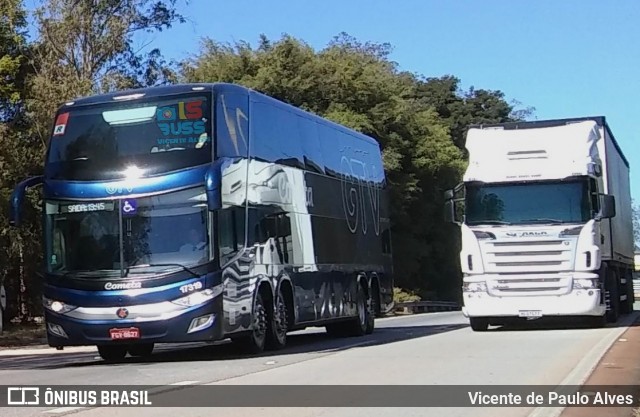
[[109, 328, 140, 340], [518, 310, 542, 318]]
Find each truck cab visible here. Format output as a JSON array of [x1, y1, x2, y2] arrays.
[[445, 118, 634, 331]]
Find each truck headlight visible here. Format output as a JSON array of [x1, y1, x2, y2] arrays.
[[463, 282, 487, 292], [572, 278, 598, 289], [43, 296, 77, 314]]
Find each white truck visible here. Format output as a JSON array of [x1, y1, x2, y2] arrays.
[[444, 117, 634, 331]]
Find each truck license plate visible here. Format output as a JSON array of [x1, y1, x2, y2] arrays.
[[518, 310, 542, 318], [109, 327, 140, 340]]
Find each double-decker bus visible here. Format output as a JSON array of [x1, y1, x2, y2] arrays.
[[10, 83, 394, 361]]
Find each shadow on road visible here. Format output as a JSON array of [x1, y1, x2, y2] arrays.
[[0, 321, 467, 370]]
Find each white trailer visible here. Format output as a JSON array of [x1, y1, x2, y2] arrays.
[[445, 117, 634, 330]]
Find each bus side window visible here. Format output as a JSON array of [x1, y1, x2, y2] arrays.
[[218, 207, 245, 261]]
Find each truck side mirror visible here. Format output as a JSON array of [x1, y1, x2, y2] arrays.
[[444, 199, 455, 223], [10, 175, 44, 227], [444, 188, 463, 224], [444, 189, 454, 200], [598, 194, 616, 219]]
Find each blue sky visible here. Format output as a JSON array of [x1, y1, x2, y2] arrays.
[[33, 0, 640, 198], [147, 0, 640, 197]]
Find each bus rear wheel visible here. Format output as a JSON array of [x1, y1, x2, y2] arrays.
[[97, 345, 128, 361], [344, 284, 369, 337]]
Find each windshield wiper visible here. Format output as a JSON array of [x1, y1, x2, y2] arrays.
[[468, 220, 511, 225], [56, 269, 120, 278], [124, 263, 199, 278], [522, 218, 565, 224]]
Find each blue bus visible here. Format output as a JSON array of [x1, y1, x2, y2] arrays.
[[10, 83, 394, 360]]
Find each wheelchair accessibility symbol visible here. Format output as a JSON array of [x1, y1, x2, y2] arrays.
[[122, 199, 137, 216]]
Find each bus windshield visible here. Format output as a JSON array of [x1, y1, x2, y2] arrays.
[[45, 187, 212, 278], [45, 93, 212, 181]]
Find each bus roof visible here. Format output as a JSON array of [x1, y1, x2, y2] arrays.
[[61, 83, 381, 147]]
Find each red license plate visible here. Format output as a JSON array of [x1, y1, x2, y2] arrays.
[[109, 327, 140, 340]]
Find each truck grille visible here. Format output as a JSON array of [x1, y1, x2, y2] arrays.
[[479, 238, 576, 296], [480, 239, 575, 273], [487, 274, 572, 296]]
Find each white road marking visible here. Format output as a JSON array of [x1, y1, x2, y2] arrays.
[[169, 380, 199, 385], [44, 407, 84, 414]]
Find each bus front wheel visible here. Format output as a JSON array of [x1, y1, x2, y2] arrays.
[[128, 343, 154, 357], [97, 345, 128, 362]]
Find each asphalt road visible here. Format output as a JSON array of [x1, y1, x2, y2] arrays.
[[1, 310, 637, 417]]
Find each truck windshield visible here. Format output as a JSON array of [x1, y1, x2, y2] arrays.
[[45, 93, 212, 181], [465, 180, 593, 226], [45, 187, 212, 278]]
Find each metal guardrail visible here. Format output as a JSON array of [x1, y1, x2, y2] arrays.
[[394, 300, 460, 314]]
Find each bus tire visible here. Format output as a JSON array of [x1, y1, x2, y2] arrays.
[[325, 322, 347, 337], [128, 343, 154, 357], [266, 286, 288, 350], [97, 345, 128, 362], [235, 292, 268, 354], [365, 288, 376, 335], [344, 283, 368, 337]]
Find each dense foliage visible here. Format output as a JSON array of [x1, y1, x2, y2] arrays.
[[0, 0, 533, 322]]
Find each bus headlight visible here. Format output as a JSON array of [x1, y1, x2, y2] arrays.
[[171, 288, 218, 307], [43, 297, 77, 314]]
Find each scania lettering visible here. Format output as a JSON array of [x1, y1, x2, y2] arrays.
[[10, 83, 394, 360], [444, 117, 634, 330]]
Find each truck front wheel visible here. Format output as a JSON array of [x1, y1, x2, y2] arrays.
[[469, 318, 489, 332]]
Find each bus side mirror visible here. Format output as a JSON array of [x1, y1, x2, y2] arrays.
[[206, 157, 237, 211], [10, 176, 43, 227], [598, 194, 616, 219]]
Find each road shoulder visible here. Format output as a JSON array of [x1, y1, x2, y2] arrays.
[[560, 315, 640, 417]]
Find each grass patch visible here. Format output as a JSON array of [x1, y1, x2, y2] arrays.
[[0, 323, 47, 347]]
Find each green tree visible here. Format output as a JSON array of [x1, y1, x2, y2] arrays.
[[0, 0, 186, 323], [182, 33, 523, 299], [0, 0, 29, 122]]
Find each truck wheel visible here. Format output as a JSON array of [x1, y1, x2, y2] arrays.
[[97, 345, 128, 362], [587, 315, 606, 328], [128, 343, 154, 357], [469, 318, 489, 332], [622, 272, 635, 314]]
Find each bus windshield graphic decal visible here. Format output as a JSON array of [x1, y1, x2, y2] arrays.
[[155, 100, 208, 148]]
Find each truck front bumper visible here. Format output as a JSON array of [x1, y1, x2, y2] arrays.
[[462, 289, 604, 318]]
